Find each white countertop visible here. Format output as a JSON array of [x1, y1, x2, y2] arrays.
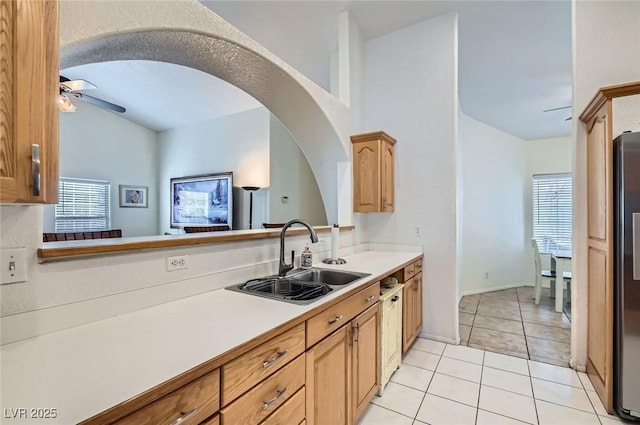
[[0, 250, 420, 424]]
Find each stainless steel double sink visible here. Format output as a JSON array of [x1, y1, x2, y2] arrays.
[[226, 267, 370, 305]]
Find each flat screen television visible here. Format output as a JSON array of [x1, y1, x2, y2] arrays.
[[170, 172, 233, 229]]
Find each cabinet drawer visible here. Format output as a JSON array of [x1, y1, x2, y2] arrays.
[[114, 369, 220, 425], [306, 282, 380, 348], [414, 259, 422, 274], [220, 354, 305, 425], [222, 322, 305, 406], [259, 387, 305, 425], [403, 263, 416, 282]]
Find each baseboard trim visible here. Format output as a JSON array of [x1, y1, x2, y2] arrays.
[[458, 283, 533, 302], [418, 332, 457, 345]]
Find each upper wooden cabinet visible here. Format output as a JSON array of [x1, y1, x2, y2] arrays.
[[0, 0, 59, 204], [351, 131, 396, 213]]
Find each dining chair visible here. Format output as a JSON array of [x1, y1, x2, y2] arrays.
[[531, 238, 571, 305]]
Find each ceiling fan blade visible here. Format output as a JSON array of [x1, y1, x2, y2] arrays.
[[72, 93, 126, 113], [543, 105, 572, 113], [59, 76, 96, 92]]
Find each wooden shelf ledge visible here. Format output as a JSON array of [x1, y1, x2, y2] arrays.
[[38, 225, 355, 262]]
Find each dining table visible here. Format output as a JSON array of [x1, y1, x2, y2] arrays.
[[551, 248, 572, 313]]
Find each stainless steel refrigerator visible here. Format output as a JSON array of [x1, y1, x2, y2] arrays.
[[614, 131, 640, 421]]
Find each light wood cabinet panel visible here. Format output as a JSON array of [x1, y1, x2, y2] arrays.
[[0, 0, 59, 204], [588, 247, 608, 384], [352, 304, 380, 422], [114, 369, 220, 425], [220, 354, 304, 425], [306, 283, 380, 348], [259, 387, 305, 425], [382, 140, 395, 212], [351, 131, 396, 213], [222, 322, 305, 406], [587, 109, 609, 241], [402, 262, 423, 354], [201, 414, 219, 425], [306, 325, 352, 425]]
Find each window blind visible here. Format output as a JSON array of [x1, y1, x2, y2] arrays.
[[532, 173, 572, 254], [55, 178, 111, 232]]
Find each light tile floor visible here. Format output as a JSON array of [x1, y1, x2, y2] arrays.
[[459, 286, 571, 366], [358, 338, 623, 425]]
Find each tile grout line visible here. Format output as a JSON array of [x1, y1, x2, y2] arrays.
[[527, 357, 541, 424], [474, 350, 486, 425], [411, 351, 443, 422]]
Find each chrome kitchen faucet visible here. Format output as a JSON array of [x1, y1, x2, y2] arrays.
[[279, 219, 318, 277]]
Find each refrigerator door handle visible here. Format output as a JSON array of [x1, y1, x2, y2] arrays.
[[634, 213, 640, 280]]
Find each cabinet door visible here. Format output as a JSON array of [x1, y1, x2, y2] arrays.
[[352, 140, 381, 212], [305, 325, 352, 425], [381, 141, 395, 212], [585, 102, 614, 413], [352, 304, 379, 422], [0, 0, 59, 204], [402, 278, 415, 353], [413, 273, 423, 338]]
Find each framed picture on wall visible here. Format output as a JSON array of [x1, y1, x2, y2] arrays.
[[119, 185, 149, 208], [170, 172, 233, 229]]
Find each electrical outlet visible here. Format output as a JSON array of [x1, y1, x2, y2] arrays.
[[166, 255, 188, 271], [415, 225, 422, 237], [484, 272, 489, 279]]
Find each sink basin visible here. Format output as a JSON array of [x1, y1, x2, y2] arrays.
[[289, 268, 370, 286], [225, 268, 370, 304], [226, 277, 333, 305]]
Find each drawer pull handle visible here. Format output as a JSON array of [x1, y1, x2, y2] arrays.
[[408, 270, 414, 275], [328, 314, 344, 324], [31, 144, 41, 196], [262, 350, 288, 368], [262, 388, 287, 410], [391, 295, 400, 302], [365, 295, 376, 302], [169, 407, 197, 425]]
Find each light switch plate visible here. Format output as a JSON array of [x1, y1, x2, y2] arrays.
[[1, 248, 27, 284]]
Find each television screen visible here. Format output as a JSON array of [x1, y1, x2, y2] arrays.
[[170, 172, 233, 229]]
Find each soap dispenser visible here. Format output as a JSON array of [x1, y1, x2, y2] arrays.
[[301, 245, 313, 269]]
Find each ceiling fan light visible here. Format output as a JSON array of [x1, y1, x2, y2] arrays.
[[58, 94, 76, 112]]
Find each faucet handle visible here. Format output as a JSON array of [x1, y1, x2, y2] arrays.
[[291, 250, 295, 266]]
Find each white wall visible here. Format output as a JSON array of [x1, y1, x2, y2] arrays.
[[572, 0, 640, 370], [364, 12, 459, 342], [269, 115, 327, 225], [459, 113, 528, 295], [157, 107, 271, 232], [44, 102, 159, 237]]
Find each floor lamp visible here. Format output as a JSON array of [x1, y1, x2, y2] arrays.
[[241, 186, 260, 229]]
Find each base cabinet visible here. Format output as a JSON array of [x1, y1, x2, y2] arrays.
[[306, 301, 380, 425], [402, 261, 423, 353]]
